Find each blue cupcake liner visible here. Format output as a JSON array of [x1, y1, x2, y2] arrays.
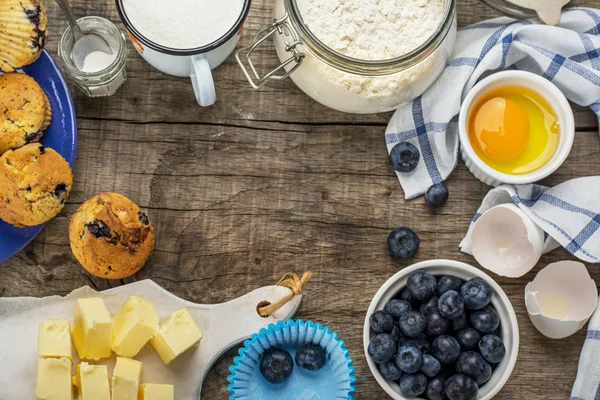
[[228, 319, 356, 400]]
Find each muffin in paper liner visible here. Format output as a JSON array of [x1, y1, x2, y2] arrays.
[[228, 319, 356, 400]]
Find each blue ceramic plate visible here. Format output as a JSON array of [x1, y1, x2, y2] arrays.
[[228, 320, 356, 400], [0, 50, 77, 264]]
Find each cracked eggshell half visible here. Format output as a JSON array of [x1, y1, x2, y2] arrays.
[[525, 261, 598, 339], [472, 204, 545, 278]]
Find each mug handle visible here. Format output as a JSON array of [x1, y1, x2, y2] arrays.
[[190, 54, 216, 107]]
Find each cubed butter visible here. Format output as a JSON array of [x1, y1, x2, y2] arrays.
[[111, 296, 159, 357], [35, 357, 73, 400], [138, 383, 174, 400], [73, 362, 110, 400], [72, 298, 112, 360], [150, 308, 203, 365], [38, 319, 72, 360], [112, 357, 142, 400]]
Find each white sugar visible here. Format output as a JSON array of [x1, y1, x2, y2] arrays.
[[81, 50, 117, 73], [123, 0, 245, 50]]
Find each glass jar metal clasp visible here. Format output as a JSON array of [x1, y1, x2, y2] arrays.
[[235, 14, 305, 89]]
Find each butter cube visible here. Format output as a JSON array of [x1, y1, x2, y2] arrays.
[[72, 298, 112, 360], [111, 296, 159, 357], [38, 319, 72, 360], [150, 308, 203, 365], [112, 357, 142, 400], [35, 357, 73, 400], [73, 362, 110, 400], [138, 383, 174, 400]]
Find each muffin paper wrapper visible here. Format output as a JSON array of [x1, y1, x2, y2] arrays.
[[228, 319, 356, 400]]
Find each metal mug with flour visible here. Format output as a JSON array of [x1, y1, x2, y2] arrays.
[[115, 0, 251, 107]]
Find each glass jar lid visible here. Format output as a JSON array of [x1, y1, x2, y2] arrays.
[[479, 0, 570, 25]]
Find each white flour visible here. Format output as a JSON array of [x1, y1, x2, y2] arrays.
[[123, 0, 245, 49], [296, 0, 445, 61]]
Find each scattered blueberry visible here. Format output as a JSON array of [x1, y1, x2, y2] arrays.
[[444, 374, 478, 400], [456, 352, 490, 384], [399, 311, 427, 338], [460, 278, 492, 310], [455, 328, 481, 351], [384, 299, 412, 320], [470, 306, 500, 334], [452, 312, 469, 332], [438, 290, 465, 320], [420, 354, 441, 378], [399, 373, 428, 397], [390, 142, 421, 173], [420, 296, 439, 316], [369, 310, 395, 333], [425, 183, 449, 209], [431, 335, 461, 364], [407, 270, 437, 301], [401, 333, 430, 354], [437, 275, 462, 296], [295, 344, 327, 371], [390, 325, 403, 344], [260, 348, 294, 384], [426, 311, 450, 337], [368, 333, 396, 364], [426, 376, 446, 400], [388, 227, 420, 260], [378, 361, 403, 381], [479, 334, 506, 364], [396, 345, 424, 374]]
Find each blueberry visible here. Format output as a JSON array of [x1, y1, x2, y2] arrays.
[[420, 354, 441, 378], [426, 310, 450, 337], [460, 278, 492, 310], [456, 352, 490, 384], [470, 306, 500, 334], [385, 299, 412, 320], [437, 276, 462, 296], [399, 373, 428, 397], [399, 311, 427, 338], [295, 344, 327, 371], [479, 334, 506, 364], [401, 287, 420, 308], [390, 142, 420, 173], [401, 333, 430, 354], [86, 220, 111, 239], [407, 270, 437, 301], [368, 333, 396, 364], [455, 328, 481, 351], [259, 348, 294, 384], [431, 335, 461, 364], [426, 376, 446, 400], [420, 296, 439, 315], [477, 361, 492, 386], [390, 325, 403, 344], [388, 228, 420, 260], [444, 374, 478, 400], [138, 211, 150, 225], [452, 312, 469, 332], [438, 291, 465, 320], [369, 310, 395, 333], [396, 345, 424, 374], [378, 361, 403, 381], [425, 183, 449, 208]]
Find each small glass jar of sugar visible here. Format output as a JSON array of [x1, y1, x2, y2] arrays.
[[59, 16, 128, 97]]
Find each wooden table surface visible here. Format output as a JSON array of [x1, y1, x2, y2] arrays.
[[3, 0, 600, 398]]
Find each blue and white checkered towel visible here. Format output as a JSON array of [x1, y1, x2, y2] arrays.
[[571, 302, 600, 400], [459, 177, 600, 263], [386, 8, 600, 199]]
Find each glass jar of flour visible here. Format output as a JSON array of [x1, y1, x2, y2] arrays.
[[237, 0, 456, 114]]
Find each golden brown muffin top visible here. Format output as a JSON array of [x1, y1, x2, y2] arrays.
[[0, 73, 49, 138]]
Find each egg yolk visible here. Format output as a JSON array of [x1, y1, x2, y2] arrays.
[[471, 97, 530, 160]]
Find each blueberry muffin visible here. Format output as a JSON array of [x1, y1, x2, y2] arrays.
[[0, 143, 73, 226], [69, 193, 155, 279], [0, 73, 52, 155], [0, 0, 48, 72]]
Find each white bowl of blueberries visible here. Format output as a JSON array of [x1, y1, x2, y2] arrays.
[[363, 260, 519, 400]]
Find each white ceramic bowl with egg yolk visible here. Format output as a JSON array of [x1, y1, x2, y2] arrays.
[[458, 70, 575, 187], [363, 260, 519, 400]]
